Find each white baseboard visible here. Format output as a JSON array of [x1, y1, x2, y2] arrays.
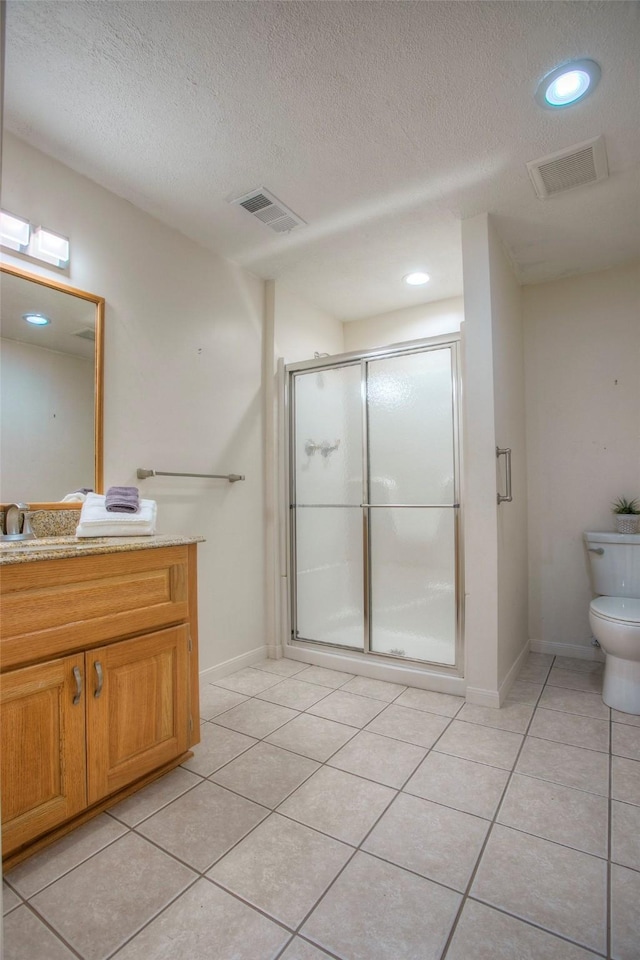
[[530, 639, 605, 662], [284, 643, 466, 697], [497, 642, 531, 705], [464, 686, 501, 708], [199, 645, 268, 683]]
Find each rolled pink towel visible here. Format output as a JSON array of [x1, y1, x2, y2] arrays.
[[105, 485, 140, 513]]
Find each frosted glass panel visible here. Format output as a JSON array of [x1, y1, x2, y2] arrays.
[[370, 508, 456, 664], [294, 364, 362, 506], [367, 349, 455, 505], [295, 507, 364, 647]]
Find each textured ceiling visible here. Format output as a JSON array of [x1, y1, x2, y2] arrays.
[[4, 1, 640, 320]]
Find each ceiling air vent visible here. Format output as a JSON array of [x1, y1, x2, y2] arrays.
[[73, 328, 95, 341], [526, 136, 608, 199], [230, 188, 306, 233]]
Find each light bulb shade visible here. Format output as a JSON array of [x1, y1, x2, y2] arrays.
[[30, 226, 70, 266], [404, 271, 430, 286], [535, 59, 601, 109], [0, 211, 30, 251], [23, 313, 51, 326]]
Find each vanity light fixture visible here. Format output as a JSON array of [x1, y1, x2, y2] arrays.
[[403, 271, 430, 286], [23, 312, 51, 326], [0, 211, 30, 252], [29, 226, 70, 267], [535, 59, 601, 109]]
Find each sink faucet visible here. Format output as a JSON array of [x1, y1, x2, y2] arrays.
[[4, 503, 36, 539]]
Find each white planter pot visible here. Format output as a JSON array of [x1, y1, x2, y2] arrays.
[[615, 514, 639, 534]]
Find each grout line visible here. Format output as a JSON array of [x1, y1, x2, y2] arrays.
[[17, 899, 86, 960], [607, 707, 613, 960]]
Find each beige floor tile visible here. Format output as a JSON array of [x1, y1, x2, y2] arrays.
[[363, 792, 489, 891], [472, 824, 607, 953], [307, 689, 387, 727], [113, 877, 290, 960], [198, 683, 248, 719], [208, 813, 352, 928], [302, 851, 461, 960], [547, 666, 603, 694], [612, 722, 640, 761], [327, 730, 426, 788], [137, 780, 268, 871], [2, 882, 21, 914], [517, 654, 553, 683], [612, 756, 640, 805], [279, 939, 333, 959], [214, 698, 299, 738], [539, 685, 610, 720], [447, 899, 600, 960], [611, 864, 640, 960], [31, 833, 195, 960], [265, 712, 358, 761], [253, 657, 310, 677], [210, 742, 319, 807], [365, 704, 451, 747], [3, 905, 77, 960], [181, 722, 256, 777], [529, 708, 609, 752], [497, 773, 608, 857], [108, 767, 202, 826], [294, 665, 354, 688], [340, 675, 407, 702], [393, 686, 464, 717], [516, 736, 609, 796], [404, 751, 509, 819], [434, 720, 523, 770], [256, 677, 332, 710], [457, 701, 534, 734], [506, 680, 544, 704], [611, 800, 640, 870], [6, 813, 127, 898], [278, 766, 395, 845], [612, 708, 640, 727], [553, 656, 605, 673], [213, 667, 283, 696]]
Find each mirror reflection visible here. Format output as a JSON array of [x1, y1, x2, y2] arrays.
[[0, 266, 103, 503]]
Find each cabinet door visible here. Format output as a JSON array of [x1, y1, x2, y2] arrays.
[[86, 626, 189, 804], [1, 655, 86, 856]]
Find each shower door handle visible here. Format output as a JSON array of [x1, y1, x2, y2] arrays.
[[496, 447, 512, 504]]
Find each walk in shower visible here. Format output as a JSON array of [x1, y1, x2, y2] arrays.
[[286, 336, 462, 672]]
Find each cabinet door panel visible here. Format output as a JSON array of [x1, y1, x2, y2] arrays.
[[1, 655, 86, 856], [86, 626, 189, 804]]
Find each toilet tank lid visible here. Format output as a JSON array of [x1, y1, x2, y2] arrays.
[[584, 531, 640, 544]]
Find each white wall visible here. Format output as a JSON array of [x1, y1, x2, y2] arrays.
[[2, 133, 265, 673], [0, 339, 94, 501], [274, 282, 344, 363], [343, 297, 463, 352], [524, 260, 640, 657]]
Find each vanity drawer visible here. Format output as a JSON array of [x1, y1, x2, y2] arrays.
[[0, 546, 190, 670]]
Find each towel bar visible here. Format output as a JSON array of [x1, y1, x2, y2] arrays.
[[137, 468, 245, 482]]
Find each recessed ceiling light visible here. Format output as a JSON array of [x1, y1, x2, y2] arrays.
[[535, 59, 601, 109], [403, 271, 430, 286], [23, 313, 51, 326]]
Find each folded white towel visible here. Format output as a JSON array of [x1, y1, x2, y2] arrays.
[[61, 492, 88, 503], [76, 493, 157, 538]]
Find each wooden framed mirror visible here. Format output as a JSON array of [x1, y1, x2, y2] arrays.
[[0, 263, 104, 509]]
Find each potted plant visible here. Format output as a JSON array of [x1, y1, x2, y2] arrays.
[[612, 496, 640, 534]]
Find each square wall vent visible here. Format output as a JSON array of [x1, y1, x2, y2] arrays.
[[527, 136, 608, 199], [73, 327, 95, 341], [230, 188, 306, 233]]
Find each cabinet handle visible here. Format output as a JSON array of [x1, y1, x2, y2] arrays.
[[72, 666, 82, 705], [94, 661, 104, 699]]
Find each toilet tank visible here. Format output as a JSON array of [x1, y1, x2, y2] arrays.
[[584, 532, 640, 599]]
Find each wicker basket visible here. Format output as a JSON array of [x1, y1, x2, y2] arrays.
[[615, 514, 639, 534]]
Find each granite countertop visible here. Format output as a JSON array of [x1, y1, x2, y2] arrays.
[[0, 535, 205, 565]]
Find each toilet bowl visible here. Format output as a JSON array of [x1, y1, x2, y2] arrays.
[[584, 531, 640, 715], [589, 596, 640, 714]]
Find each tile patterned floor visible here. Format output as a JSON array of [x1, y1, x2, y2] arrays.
[[3, 653, 640, 960]]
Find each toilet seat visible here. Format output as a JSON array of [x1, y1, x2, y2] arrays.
[[590, 596, 640, 626]]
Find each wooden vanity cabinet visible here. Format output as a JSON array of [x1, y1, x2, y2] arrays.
[[0, 543, 200, 869]]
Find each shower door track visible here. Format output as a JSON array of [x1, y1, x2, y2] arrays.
[[285, 334, 464, 676]]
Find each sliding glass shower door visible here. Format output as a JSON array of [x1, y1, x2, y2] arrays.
[[289, 338, 461, 668]]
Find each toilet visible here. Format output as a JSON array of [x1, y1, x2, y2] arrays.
[[584, 531, 640, 715]]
